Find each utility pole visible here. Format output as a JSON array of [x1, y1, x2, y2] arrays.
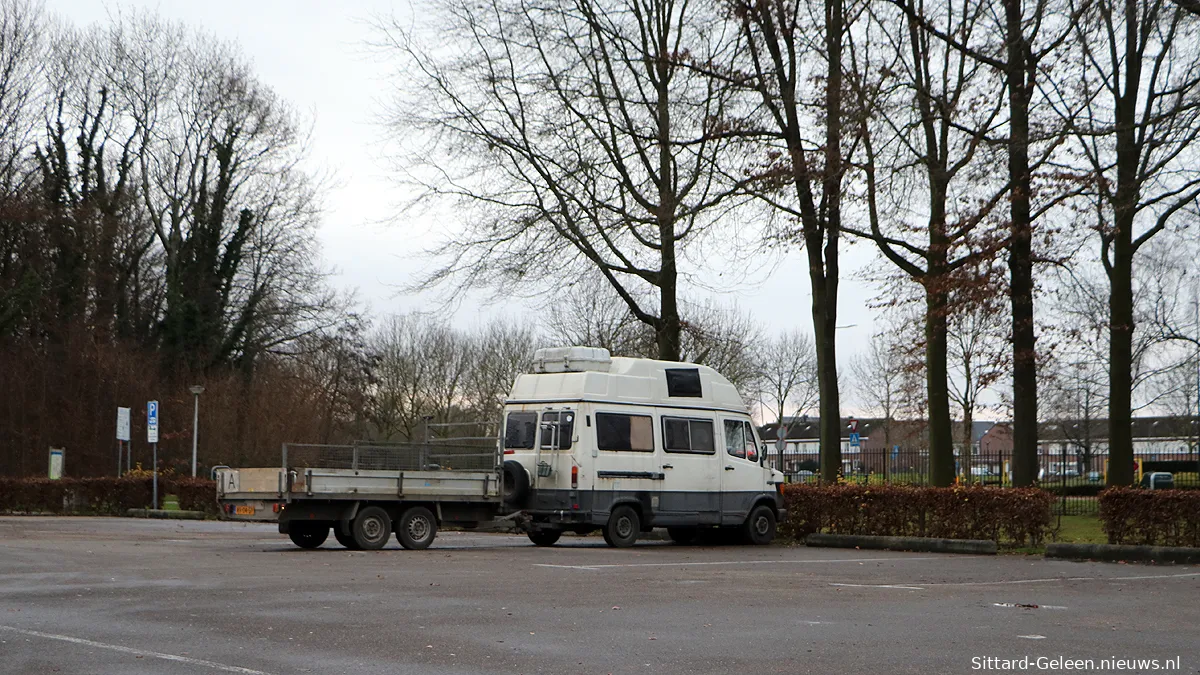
[[189, 385, 205, 477]]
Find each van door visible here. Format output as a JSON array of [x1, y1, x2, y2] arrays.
[[658, 412, 720, 525], [720, 418, 768, 525], [590, 410, 661, 519]]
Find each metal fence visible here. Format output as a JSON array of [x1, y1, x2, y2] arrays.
[[282, 442, 499, 473], [777, 447, 1200, 516]]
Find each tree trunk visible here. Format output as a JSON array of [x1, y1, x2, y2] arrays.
[[1004, 0, 1039, 487], [1107, 243, 1135, 485], [927, 286, 955, 486], [815, 280, 842, 482], [1104, 0, 1144, 487], [817, 0, 844, 483]]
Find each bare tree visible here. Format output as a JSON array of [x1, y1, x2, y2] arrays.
[[379, 0, 752, 361], [1053, 0, 1200, 485], [757, 328, 818, 465], [850, 0, 1009, 485], [731, 0, 851, 481], [464, 320, 539, 422], [852, 319, 926, 451], [0, 0, 43, 195], [757, 329, 817, 423], [946, 266, 1010, 478]]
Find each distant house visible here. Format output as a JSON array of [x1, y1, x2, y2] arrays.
[[1037, 416, 1200, 474], [757, 417, 1012, 474]]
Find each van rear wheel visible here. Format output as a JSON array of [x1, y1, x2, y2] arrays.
[[528, 529, 562, 547], [603, 505, 640, 548], [743, 505, 776, 545]]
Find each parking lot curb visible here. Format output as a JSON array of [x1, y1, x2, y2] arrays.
[[1045, 542, 1200, 565], [126, 509, 208, 520], [805, 533, 997, 555]]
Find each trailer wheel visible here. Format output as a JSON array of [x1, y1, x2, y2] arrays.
[[352, 507, 392, 550], [527, 529, 562, 547], [603, 505, 640, 548], [334, 524, 361, 550], [397, 506, 438, 550], [667, 527, 698, 545], [288, 522, 329, 549], [743, 505, 776, 545]]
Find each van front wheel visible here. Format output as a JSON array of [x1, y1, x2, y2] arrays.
[[603, 506, 640, 548], [743, 505, 776, 545]]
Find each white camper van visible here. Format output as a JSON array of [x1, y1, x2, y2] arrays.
[[499, 347, 786, 548]]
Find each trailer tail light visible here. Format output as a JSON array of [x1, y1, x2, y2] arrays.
[[571, 465, 578, 489], [273, 503, 281, 513], [224, 503, 234, 514]]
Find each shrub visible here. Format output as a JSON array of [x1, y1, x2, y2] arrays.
[[1098, 488, 1200, 547], [781, 484, 1054, 546], [170, 477, 219, 514], [0, 477, 158, 514]]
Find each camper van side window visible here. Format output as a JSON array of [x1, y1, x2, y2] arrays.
[[724, 420, 747, 458], [504, 412, 538, 449], [596, 413, 655, 452], [540, 411, 575, 450], [664, 417, 715, 454]]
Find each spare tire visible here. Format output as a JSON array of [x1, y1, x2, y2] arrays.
[[502, 460, 531, 507]]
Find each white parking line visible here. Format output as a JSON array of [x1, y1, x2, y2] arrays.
[[534, 556, 938, 570], [934, 572, 1200, 587], [0, 625, 271, 674], [829, 583, 926, 590]]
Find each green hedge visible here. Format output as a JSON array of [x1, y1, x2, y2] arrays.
[[782, 484, 1054, 546], [0, 477, 216, 515], [1099, 488, 1200, 547], [172, 477, 221, 515]]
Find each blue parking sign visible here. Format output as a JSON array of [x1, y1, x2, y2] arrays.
[[849, 432, 860, 448], [147, 400, 159, 443]]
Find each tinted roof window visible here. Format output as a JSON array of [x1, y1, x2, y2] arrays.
[[665, 368, 703, 397]]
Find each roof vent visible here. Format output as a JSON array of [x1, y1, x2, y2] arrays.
[[532, 346, 612, 373]]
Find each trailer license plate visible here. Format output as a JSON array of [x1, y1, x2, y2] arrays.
[[235, 505, 255, 516]]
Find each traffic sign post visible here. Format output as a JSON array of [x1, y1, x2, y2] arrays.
[[48, 448, 65, 480], [116, 407, 131, 477], [148, 401, 159, 509]]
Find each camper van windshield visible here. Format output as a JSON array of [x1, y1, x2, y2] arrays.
[[540, 411, 574, 450], [504, 412, 538, 449]]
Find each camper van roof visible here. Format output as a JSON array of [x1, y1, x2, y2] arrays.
[[509, 352, 748, 412]]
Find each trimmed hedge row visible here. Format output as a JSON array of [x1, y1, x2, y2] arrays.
[[781, 484, 1055, 546], [1099, 488, 1200, 547], [0, 477, 218, 516]]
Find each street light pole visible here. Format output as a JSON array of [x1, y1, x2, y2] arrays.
[[189, 385, 205, 477]]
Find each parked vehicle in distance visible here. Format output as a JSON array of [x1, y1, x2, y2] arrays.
[[1086, 471, 1102, 482], [500, 347, 786, 548], [217, 346, 786, 550], [1139, 472, 1174, 490]]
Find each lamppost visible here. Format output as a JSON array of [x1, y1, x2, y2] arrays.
[[189, 385, 205, 477]]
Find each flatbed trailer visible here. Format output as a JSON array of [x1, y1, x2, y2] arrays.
[[216, 442, 507, 550]]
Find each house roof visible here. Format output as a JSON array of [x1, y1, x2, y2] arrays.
[[759, 418, 1004, 446], [758, 417, 886, 441], [1038, 416, 1200, 442]]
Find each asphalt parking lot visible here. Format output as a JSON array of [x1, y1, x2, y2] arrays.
[[0, 517, 1196, 674]]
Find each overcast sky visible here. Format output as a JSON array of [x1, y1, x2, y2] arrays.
[[57, 1, 886, 376]]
